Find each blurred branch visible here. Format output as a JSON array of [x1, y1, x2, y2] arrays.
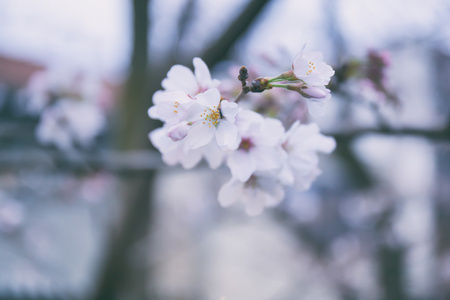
[[0, 148, 162, 173], [200, 0, 273, 67], [324, 0, 346, 63], [143, 0, 275, 146], [173, 0, 196, 59], [0, 124, 448, 172], [91, 1, 156, 300], [328, 123, 450, 144], [116, 0, 153, 151]]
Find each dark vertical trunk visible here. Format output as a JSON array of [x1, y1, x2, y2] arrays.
[[91, 1, 156, 299]]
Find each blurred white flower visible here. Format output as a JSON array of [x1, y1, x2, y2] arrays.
[[218, 174, 285, 216], [226, 110, 285, 182], [161, 57, 220, 96], [20, 69, 109, 116], [36, 98, 106, 150], [279, 122, 336, 191]]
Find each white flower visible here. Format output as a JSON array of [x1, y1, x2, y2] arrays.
[[20, 69, 71, 115], [184, 89, 240, 150], [226, 110, 285, 182], [36, 98, 105, 150], [147, 90, 194, 126], [279, 122, 336, 191], [20, 69, 108, 116], [218, 175, 285, 216], [292, 51, 335, 86], [161, 57, 220, 96], [149, 125, 226, 169]]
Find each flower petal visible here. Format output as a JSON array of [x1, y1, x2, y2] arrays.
[[193, 57, 212, 90], [243, 188, 265, 216], [252, 146, 283, 171], [201, 141, 226, 169], [186, 121, 215, 149], [196, 88, 221, 108], [162, 65, 198, 95], [306, 100, 326, 117], [227, 151, 256, 182], [255, 118, 284, 146], [220, 100, 239, 123], [216, 120, 240, 150], [180, 149, 203, 169], [218, 178, 243, 207]]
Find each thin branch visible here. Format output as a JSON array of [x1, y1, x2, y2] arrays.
[[201, 0, 273, 67], [328, 124, 450, 144], [0, 123, 448, 173], [0, 148, 163, 173]]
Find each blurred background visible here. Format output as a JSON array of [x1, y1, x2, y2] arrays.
[[0, 0, 450, 300]]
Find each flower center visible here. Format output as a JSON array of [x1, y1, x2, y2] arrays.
[[200, 105, 221, 128], [173, 101, 180, 113], [306, 61, 316, 75], [239, 137, 254, 152], [281, 141, 292, 153]]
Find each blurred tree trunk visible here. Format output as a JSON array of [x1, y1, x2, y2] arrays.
[[91, 0, 156, 299], [91, 0, 275, 299], [378, 245, 406, 300]]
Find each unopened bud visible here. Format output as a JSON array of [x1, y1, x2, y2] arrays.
[[167, 121, 191, 141], [249, 77, 270, 93], [278, 70, 295, 80], [286, 84, 327, 99], [238, 66, 249, 83], [300, 86, 327, 99]]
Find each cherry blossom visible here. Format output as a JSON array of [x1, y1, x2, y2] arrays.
[[226, 110, 285, 182], [149, 125, 226, 169], [218, 174, 285, 216], [279, 122, 336, 191], [147, 90, 194, 126], [148, 52, 337, 216], [36, 98, 105, 150], [183, 89, 240, 150], [161, 57, 220, 96], [292, 50, 335, 86], [19, 69, 109, 116]]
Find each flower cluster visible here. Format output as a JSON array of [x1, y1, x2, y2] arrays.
[[20, 70, 109, 150], [149, 51, 336, 215]]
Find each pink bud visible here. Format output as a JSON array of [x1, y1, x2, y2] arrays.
[[300, 86, 327, 99], [167, 121, 190, 141]]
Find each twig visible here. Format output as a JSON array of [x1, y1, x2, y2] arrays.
[[328, 124, 450, 144], [201, 0, 273, 67]]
